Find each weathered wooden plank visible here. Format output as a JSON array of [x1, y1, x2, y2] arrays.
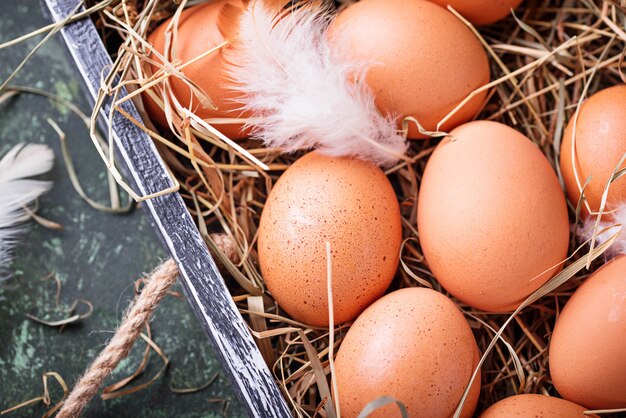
[[40, 1, 291, 416]]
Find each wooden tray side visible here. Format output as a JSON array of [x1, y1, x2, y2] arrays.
[[41, 1, 291, 416]]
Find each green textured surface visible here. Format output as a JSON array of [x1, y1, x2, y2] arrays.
[[0, 2, 245, 417]]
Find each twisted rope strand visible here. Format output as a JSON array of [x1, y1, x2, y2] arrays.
[[56, 258, 179, 418]]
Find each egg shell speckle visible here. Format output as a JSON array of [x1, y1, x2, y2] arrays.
[[549, 255, 626, 410], [330, 0, 490, 139], [560, 85, 626, 215], [334, 287, 481, 418], [480, 394, 595, 417], [144, 0, 248, 138], [427, 0, 523, 25], [417, 121, 570, 312], [258, 152, 402, 326]]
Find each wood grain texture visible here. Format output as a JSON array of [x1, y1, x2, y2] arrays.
[[40, 1, 291, 416]]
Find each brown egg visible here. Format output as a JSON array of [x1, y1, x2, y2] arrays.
[[418, 121, 570, 312], [480, 394, 595, 417], [144, 0, 249, 138], [335, 288, 481, 418], [560, 85, 626, 215], [258, 152, 402, 326], [427, 0, 523, 25], [330, 0, 490, 139], [549, 255, 626, 410]]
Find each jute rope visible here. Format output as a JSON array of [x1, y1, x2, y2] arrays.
[[56, 258, 179, 418], [55, 233, 238, 417]]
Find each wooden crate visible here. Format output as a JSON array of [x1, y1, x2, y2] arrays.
[[42, 1, 291, 416]]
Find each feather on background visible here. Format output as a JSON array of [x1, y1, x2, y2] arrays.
[[0, 143, 54, 279], [224, 0, 407, 167], [579, 204, 626, 259]]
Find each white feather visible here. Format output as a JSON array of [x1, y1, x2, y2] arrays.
[[577, 202, 626, 259], [226, 0, 407, 167], [0, 143, 54, 278]]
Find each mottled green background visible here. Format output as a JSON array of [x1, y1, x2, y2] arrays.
[[0, 1, 244, 416]]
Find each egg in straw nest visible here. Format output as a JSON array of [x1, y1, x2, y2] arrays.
[[85, 0, 626, 416]]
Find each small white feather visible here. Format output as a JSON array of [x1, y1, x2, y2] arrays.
[[0, 143, 54, 278], [577, 203, 626, 259], [226, 0, 407, 167], [0, 143, 54, 183]]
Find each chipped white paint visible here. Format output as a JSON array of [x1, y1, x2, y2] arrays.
[[42, 1, 291, 416]]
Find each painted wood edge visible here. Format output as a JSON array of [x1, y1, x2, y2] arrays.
[[40, 1, 292, 416]]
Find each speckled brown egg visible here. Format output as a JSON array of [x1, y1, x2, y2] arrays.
[[427, 0, 523, 25], [334, 288, 481, 418], [560, 85, 626, 215], [330, 0, 490, 139], [480, 394, 596, 417], [144, 0, 249, 138], [258, 152, 402, 326], [418, 121, 570, 312], [549, 255, 626, 410]]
